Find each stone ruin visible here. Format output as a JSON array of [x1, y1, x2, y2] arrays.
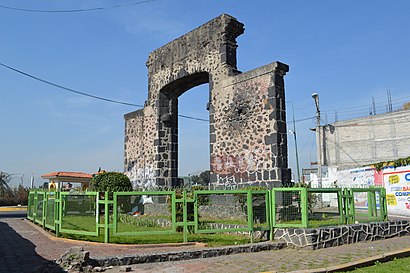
[[124, 14, 290, 189]]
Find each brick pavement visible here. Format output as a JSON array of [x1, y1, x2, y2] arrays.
[[1, 216, 410, 273], [103, 235, 410, 273], [0, 217, 202, 272]]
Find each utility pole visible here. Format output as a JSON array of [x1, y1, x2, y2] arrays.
[[312, 92, 322, 206], [289, 102, 301, 183]]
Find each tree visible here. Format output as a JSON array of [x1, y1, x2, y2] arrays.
[[0, 171, 12, 191], [0, 172, 22, 206], [199, 170, 210, 186], [403, 102, 410, 111], [14, 185, 29, 205], [190, 175, 201, 185], [89, 172, 132, 192], [190, 171, 210, 186]]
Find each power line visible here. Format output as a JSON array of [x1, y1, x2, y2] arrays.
[[0, 60, 211, 122], [322, 94, 410, 115], [286, 116, 315, 124], [0, 61, 143, 107], [0, 0, 156, 13], [178, 114, 208, 122]]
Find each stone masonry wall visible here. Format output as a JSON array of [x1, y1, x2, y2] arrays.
[[124, 106, 157, 189], [124, 14, 290, 189], [274, 220, 410, 249], [210, 63, 289, 188]]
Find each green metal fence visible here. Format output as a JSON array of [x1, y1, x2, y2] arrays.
[[27, 187, 388, 243], [347, 188, 387, 223], [112, 191, 177, 236]]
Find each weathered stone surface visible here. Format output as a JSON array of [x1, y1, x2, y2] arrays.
[[124, 14, 289, 189], [274, 220, 410, 250], [92, 241, 286, 267]]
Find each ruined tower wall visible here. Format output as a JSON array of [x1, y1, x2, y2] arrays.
[[124, 14, 290, 189], [124, 106, 157, 189], [210, 62, 289, 188]]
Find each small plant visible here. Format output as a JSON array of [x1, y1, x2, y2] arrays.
[[117, 213, 164, 228]]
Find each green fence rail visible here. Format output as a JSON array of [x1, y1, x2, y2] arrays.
[[27, 187, 388, 243]]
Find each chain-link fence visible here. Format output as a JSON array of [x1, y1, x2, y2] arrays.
[[27, 192, 35, 220], [272, 188, 305, 227], [306, 189, 343, 227], [113, 192, 175, 235], [34, 192, 45, 225], [45, 192, 56, 230], [350, 188, 385, 223], [60, 192, 98, 235], [27, 187, 387, 243], [195, 191, 249, 232]]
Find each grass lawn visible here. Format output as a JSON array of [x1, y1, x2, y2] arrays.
[[61, 231, 261, 246], [343, 257, 410, 273], [276, 217, 343, 228], [59, 214, 261, 246]]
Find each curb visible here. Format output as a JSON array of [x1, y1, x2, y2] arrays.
[[91, 241, 287, 267], [24, 218, 203, 248], [0, 206, 27, 211], [285, 248, 410, 273]]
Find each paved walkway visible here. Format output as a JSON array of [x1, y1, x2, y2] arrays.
[[104, 236, 410, 273], [0, 218, 201, 272], [1, 216, 410, 273]]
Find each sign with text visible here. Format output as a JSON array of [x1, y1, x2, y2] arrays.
[[383, 166, 410, 216]]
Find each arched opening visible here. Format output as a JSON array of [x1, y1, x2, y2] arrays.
[[178, 83, 210, 186], [158, 72, 210, 187]]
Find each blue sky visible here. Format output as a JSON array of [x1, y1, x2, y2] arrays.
[[1, 1, 409, 186]]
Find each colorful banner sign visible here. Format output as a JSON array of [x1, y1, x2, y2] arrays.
[[383, 166, 410, 216]]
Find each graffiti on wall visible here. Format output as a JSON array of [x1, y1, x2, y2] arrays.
[[336, 167, 375, 188], [334, 167, 375, 209], [332, 165, 410, 216], [126, 160, 156, 190]]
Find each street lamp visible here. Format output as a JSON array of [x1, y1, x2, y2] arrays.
[[312, 92, 323, 205]]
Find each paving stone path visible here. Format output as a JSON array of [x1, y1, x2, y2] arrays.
[[104, 236, 410, 273], [1, 216, 410, 273]]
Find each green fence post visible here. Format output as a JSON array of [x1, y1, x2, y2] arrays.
[[381, 188, 388, 221], [33, 190, 38, 223], [247, 190, 254, 243], [301, 188, 308, 228], [349, 189, 356, 224], [368, 190, 376, 219], [55, 191, 60, 237], [58, 191, 64, 237], [182, 191, 188, 243], [268, 190, 274, 241], [104, 191, 110, 243], [42, 192, 47, 227], [270, 189, 276, 240], [27, 191, 31, 219]]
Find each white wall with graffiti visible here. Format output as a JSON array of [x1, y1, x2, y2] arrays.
[[309, 165, 410, 217]]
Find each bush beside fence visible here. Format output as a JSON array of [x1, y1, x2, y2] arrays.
[[27, 187, 387, 244]]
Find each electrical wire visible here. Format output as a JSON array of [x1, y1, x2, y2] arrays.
[[178, 115, 208, 122], [322, 94, 410, 115], [0, 0, 156, 13], [0, 61, 212, 122], [0, 61, 143, 107], [286, 116, 315, 124]]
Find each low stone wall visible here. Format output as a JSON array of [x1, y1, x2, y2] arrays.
[[274, 220, 410, 249], [92, 241, 286, 267]]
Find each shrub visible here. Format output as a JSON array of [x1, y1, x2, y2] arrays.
[[89, 172, 132, 192]]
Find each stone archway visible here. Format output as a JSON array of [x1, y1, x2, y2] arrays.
[[124, 14, 290, 189]]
